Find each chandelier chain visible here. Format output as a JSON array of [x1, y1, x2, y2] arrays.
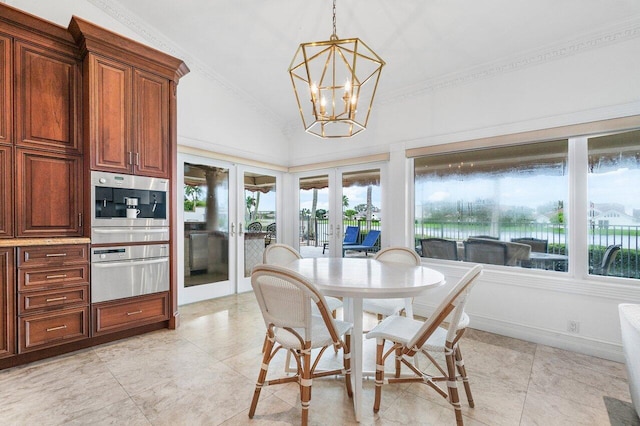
[[332, 0, 337, 37]]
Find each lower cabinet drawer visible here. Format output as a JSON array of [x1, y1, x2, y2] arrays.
[[19, 307, 89, 353], [19, 286, 89, 315], [18, 265, 89, 292], [93, 292, 169, 336]]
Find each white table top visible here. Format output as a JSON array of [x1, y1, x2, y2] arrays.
[[286, 257, 445, 298]]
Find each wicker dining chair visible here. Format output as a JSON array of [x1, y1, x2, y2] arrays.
[[263, 244, 343, 316], [362, 246, 421, 321], [249, 264, 353, 425], [365, 264, 483, 426]]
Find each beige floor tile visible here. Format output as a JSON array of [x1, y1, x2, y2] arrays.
[[520, 388, 612, 426], [67, 397, 152, 425]]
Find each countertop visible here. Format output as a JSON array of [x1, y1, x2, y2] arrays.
[[0, 237, 91, 247]]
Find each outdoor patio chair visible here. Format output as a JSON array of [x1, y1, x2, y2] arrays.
[[247, 221, 262, 232], [363, 246, 421, 323], [342, 229, 381, 257], [366, 264, 483, 426], [421, 238, 459, 261], [511, 237, 548, 253], [249, 264, 353, 425], [464, 239, 508, 265], [591, 244, 621, 276], [264, 222, 276, 246], [323, 225, 359, 254]]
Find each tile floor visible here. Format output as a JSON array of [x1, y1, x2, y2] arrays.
[[0, 292, 638, 426]]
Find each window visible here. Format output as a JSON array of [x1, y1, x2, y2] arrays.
[[414, 140, 569, 270], [588, 130, 640, 278]]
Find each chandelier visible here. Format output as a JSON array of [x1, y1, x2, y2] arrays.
[[288, 0, 385, 138]]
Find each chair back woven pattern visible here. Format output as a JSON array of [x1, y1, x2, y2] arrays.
[[251, 264, 339, 344], [263, 243, 302, 266], [407, 265, 483, 353], [374, 246, 421, 265]]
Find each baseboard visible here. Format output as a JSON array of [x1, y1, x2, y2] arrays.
[[413, 302, 624, 362]]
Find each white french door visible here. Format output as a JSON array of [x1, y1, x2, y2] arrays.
[[236, 165, 281, 293], [178, 153, 236, 305], [296, 163, 385, 258]]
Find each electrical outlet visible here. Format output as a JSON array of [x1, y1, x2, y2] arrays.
[[567, 320, 580, 333]]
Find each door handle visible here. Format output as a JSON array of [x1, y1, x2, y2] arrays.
[[231, 222, 235, 236], [239, 223, 244, 236]]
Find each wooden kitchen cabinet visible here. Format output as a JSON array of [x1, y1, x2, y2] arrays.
[[87, 54, 169, 178], [17, 243, 89, 353], [0, 33, 11, 145], [93, 292, 169, 336], [15, 149, 83, 237], [0, 145, 12, 238], [0, 248, 15, 359], [14, 41, 80, 154]]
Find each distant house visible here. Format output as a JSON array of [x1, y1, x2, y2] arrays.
[[590, 203, 639, 226]]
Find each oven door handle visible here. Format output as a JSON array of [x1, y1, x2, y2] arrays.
[[92, 257, 169, 268], [92, 228, 168, 234]]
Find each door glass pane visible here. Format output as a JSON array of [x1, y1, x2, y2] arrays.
[[183, 163, 229, 287], [342, 169, 381, 257], [244, 172, 276, 277], [588, 130, 640, 279], [299, 175, 329, 258]]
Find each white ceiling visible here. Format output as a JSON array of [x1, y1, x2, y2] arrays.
[[106, 0, 640, 135]]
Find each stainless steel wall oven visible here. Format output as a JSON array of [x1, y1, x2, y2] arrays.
[[91, 171, 171, 302]]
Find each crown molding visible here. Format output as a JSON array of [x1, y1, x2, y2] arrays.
[[379, 15, 640, 106], [85, 0, 285, 130]]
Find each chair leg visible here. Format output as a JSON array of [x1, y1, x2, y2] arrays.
[[455, 345, 474, 408], [373, 338, 385, 413], [300, 344, 312, 426], [395, 346, 402, 378], [445, 345, 463, 426], [343, 334, 353, 397], [249, 333, 274, 418]]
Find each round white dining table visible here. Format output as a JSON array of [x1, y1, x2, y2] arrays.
[[285, 257, 445, 422]]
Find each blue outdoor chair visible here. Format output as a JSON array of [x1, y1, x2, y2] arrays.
[[323, 225, 360, 254], [342, 230, 381, 257]]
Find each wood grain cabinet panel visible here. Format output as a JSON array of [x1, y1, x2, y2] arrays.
[[0, 34, 11, 145], [0, 248, 15, 359], [17, 244, 88, 268], [87, 54, 170, 178], [15, 149, 83, 237], [0, 146, 12, 238], [14, 41, 80, 153], [18, 306, 88, 353], [93, 292, 169, 336], [19, 285, 89, 315], [18, 265, 89, 292], [133, 69, 169, 178], [89, 55, 131, 174]]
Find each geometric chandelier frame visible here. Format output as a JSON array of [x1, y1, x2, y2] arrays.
[[288, 0, 385, 138]]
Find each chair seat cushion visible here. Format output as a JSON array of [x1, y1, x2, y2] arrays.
[[275, 316, 352, 349], [363, 298, 405, 317], [366, 313, 469, 352]]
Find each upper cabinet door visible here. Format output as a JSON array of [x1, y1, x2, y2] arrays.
[[133, 69, 170, 178], [15, 149, 83, 237], [14, 41, 80, 154], [0, 146, 12, 238], [89, 54, 132, 174], [0, 34, 11, 145]]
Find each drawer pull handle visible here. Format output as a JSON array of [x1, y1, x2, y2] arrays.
[[45, 296, 68, 302], [126, 310, 143, 316], [46, 325, 67, 332], [45, 253, 67, 257], [46, 274, 68, 279]]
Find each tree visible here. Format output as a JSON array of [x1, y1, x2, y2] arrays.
[[344, 209, 357, 219], [184, 184, 202, 211], [246, 195, 256, 219]]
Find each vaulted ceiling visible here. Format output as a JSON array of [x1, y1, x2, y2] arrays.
[[92, 0, 640, 139]]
